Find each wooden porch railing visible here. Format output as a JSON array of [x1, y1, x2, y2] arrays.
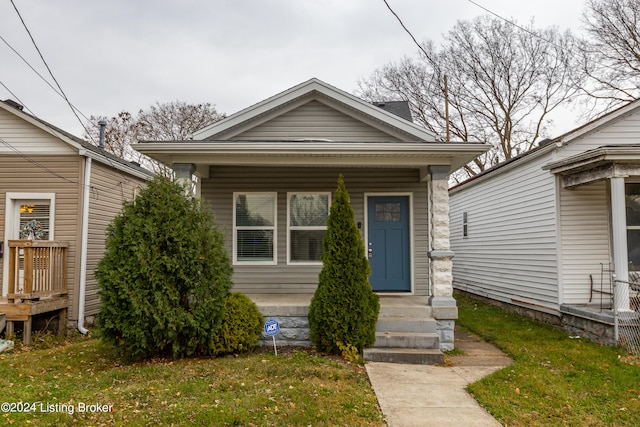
[[7, 240, 68, 302]]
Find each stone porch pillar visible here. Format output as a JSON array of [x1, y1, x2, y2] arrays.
[[172, 163, 196, 195], [427, 165, 457, 350], [610, 176, 631, 311]]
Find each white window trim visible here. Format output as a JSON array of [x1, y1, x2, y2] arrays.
[[364, 192, 415, 295], [286, 192, 331, 265], [232, 192, 277, 266], [3, 192, 56, 296]]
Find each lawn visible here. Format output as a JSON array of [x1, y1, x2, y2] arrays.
[[456, 293, 640, 427], [0, 334, 384, 426]]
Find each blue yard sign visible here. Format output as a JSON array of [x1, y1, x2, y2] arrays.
[[264, 319, 280, 336], [264, 319, 279, 356]]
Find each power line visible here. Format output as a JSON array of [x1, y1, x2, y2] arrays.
[[9, 0, 96, 142], [466, 0, 567, 51], [0, 34, 93, 124], [0, 79, 35, 116], [381, 0, 431, 59]]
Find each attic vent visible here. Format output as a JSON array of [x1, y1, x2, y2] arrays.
[[3, 99, 24, 111]]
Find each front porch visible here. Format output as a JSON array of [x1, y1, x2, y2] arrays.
[[249, 294, 445, 364], [0, 240, 69, 345]]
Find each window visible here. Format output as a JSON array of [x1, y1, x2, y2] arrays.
[[288, 193, 330, 263], [19, 202, 51, 239], [462, 211, 468, 238], [233, 193, 276, 264], [626, 184, 640, 266]]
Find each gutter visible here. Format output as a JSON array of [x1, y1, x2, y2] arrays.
[[77, 156, 91, 334]]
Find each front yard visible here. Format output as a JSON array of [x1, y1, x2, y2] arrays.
[[0, 336, 383, 426]]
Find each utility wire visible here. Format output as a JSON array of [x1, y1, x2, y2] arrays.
[[0, 34, 93, 124], [9, 0, 96, 143], [382, 0, 430, 59], [466, 0, 567, 51], [0, 79, 35, 116]]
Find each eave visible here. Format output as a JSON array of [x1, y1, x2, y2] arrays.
[[132, 141, 490, 178]]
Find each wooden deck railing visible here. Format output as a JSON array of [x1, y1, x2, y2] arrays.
[[7, 240, 68, 302]]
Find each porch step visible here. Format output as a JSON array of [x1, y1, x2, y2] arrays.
[[373, 331, 440, 348], [363, 347, 443, 364], [376, 316, 437, 334]]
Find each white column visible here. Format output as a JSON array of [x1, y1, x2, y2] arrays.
[[172, 163, 196, 195], [610, 177, 631, 311]]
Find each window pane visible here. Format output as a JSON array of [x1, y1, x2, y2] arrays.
[[19, 202, 50, 239], [237, 230, 273, 261], [375, 202, 401, 222], [290, 230, 325, 261], [290, 194, 328, 226], [236, 194, 274, 226], [627, 184, 640, 226]]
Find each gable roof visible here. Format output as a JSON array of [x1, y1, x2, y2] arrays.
[[0, 100, 153, 180], [192, 78, 437, 142], [450, 98, 640, 193]]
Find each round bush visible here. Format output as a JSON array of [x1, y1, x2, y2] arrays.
[[212, 292, 264, 355]]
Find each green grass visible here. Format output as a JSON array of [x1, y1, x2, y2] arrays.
[[456, 293, 640, 426], [0, 334, 384, 426]]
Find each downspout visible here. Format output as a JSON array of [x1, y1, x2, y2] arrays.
[[77, 155, 92, 335]]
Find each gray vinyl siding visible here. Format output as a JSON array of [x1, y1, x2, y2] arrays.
[[84, 161, 148, 319], [233, 100, 403, 142], [201, 166, 430, 295], [0, 156, 81, 315], [450, 154, 559, 310], [558, 180, 611, 304]]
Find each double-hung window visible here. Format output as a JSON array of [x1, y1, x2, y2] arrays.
[[233, 193, 277, 264], [287, 193, 330, 264]]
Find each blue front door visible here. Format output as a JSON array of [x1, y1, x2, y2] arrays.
[[367, 196, 411, 292]]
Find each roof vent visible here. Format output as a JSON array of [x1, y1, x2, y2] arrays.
[[538, 138, 553, 147], [3, 99, 24, 111]]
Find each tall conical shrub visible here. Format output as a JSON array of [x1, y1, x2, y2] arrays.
[[95, 175, 233, 360], [308, 174, 380, 353]]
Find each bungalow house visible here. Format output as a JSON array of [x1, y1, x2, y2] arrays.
[[449, 99, 640, 345], [0, 99, 153, 344], [133, 78, 489, 361]]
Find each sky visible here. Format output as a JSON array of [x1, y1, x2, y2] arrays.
[[1, 0, 586, 139]]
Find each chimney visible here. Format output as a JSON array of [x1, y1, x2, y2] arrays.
[[98, 120, 107, 149]]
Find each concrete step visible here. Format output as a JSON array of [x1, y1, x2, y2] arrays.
[[373, 331, 440, 349], [363, 347, 443, 365], [378, 305, 432, 318], [376, 316, 437, 333]]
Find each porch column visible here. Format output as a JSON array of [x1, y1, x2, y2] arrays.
[[610, 177, 631, 311], [172, 163, 196, 193], [428, 165, 457, 351]]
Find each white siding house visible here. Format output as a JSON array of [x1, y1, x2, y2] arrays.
[[450, 99, 640, 343]]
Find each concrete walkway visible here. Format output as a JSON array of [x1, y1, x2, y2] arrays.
[[366, 326, 513, 427]]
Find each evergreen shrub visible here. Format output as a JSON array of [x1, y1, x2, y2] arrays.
[[95, 176, 233, 360], [308, 174, 380, 354], [211, 292, 264, 355]]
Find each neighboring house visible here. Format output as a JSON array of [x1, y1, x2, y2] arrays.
[[450, 99, 640, 344], [0, 99, 153, 343], [134, 78, 489, 359]]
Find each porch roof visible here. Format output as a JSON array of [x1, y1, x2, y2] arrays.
[[543, 145, 640, 188], [131, 140, 490, 178]]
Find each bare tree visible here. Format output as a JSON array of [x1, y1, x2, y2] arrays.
[[358, 16, 584, 180], [86, 101, 225, 171], [578, 0, 640, 114]]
